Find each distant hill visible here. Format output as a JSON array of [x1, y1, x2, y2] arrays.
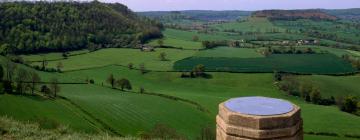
[[139, 10, 252, 22], [252, 10, 338, 20], [0, 1, 163, 54], [323, 8, 360, 21]]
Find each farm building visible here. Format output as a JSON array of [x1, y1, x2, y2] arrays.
[[140, 44, 155, 52], [217, 97, 303, 140], [297, 39, 318, 45]]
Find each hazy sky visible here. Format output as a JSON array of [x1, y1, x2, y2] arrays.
[[99, 0, 360, 11]]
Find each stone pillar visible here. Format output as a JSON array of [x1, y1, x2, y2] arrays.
[[216, 97, 303, 140]]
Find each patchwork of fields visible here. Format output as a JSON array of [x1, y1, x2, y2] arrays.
[[2, 14, 360, 140]]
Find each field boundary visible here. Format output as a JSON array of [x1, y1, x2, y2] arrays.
[[94, 84, 210, 113], [61, 63, 360, 76]]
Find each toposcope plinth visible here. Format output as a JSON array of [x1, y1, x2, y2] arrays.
[[216, 97, 303, 140]]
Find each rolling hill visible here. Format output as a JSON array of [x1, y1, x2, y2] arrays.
[[252, 10, 338, 20], [0, 1, 162, 54]]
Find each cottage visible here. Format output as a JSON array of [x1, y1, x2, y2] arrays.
[[297, 39, 318, 45], [140, 45, 154, 52], [282, 41, 290, 45]]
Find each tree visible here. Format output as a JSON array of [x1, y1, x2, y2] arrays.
[[0, 64, 4, 81], [49, 78, 60, 98], [273, 71, 283, 81], [116, 78, 132, 91], [202, 41, 210, 49], [310, 88, 322, 104], [229, 41, 240, 47], [4, 60, 16, 82], [41, 56, 48, 70], [159, 52, 167, 61], [56, 62, 63, 72], [157, 39, 164, 47], [107, 74, 116, 88], [193, 64, 205, 77], [128, 63, 134, 69], [41, 85, 52, 97], [339, 96, 358, 113], [139, 63, 146, 74], [140, 86, 145, 93], [29, 71, 41, 95], [15, 68, 30, 94], [192, 35, 199, 42], [299, 83, 313, 101]]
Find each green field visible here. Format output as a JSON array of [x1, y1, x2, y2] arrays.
[[174, 54, 356, 74], [297, 74, 360, 98], [58, 84, 210, 138], [195, 47, 264, 58], [163, 29, 239, 41], [27, 48, 196, 71], [21, 49, 90, 62]]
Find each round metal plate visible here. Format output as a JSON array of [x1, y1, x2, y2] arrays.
[[224, 97, 294, 116]]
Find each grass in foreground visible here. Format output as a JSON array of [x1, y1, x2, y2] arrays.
[[0, 116, 132, 140], [0, 94, 99, 133]]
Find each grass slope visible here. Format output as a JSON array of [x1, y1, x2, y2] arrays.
[[0, 116, 132, 140], [297, 74, 360, 98], [0, 94, 99, 133], [57, 84, 211, 139]]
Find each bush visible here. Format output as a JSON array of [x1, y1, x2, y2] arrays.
[[338, 96, 358, 114], [89, 79, 95, 84], [140, 87, 145, 94], [40, 85, 52, 97], [3, 80, 13, 94], [139, 123, 184, 140], [36, 118, 60, 130], [345, 134, 360, 139]]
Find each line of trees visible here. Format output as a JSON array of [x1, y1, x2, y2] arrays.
[[202, 40, 228, 49], [180, 64, 212, 79], [342, 54, 360, 70], [106, 74, 132, 91], [262, 46, 315, 57], [0, 61, 60, 98]]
